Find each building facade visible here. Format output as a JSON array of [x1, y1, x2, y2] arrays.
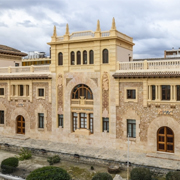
[[0, 45, 27, 67], [0, 19, 180, 162]]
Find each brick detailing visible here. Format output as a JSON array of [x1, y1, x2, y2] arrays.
[[58, 74, 63, 114], [116, 82, 180, 142], [0, 82, 52, 132], [102, 72, 109, 117]]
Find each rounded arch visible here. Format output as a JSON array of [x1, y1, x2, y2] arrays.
[[83, 50, 87, 64], [10, 108, 30, 135], [16, 115, 25, 134], [157, 126, 174, 153], [147, 116, 180, 154], [102, 49, 108, 63], [77, 51, 81, 65], [71, 84, 93, 99], [71, 51, 75, 65], [89, 50, 94, 64]]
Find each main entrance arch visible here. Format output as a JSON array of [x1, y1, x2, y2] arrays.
[[71, 84, 94, 134], [16, 115, 25, 134]]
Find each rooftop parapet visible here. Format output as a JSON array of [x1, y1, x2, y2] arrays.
[[0, 65, 51, 74], [113, 59, 180, 78], [50, 18, 133, 44]]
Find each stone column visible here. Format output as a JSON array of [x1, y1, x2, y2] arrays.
[[16, 85, 18, 97], [155, 85, 158, 100], [170, 85, 173, 101], [86, 113, 90, 130], [148, 85, 151, 100], [77, 112, 80, 129], [23, 85, 26, 97], [174, 85, 176, 101], [158, 85, 161, 100]]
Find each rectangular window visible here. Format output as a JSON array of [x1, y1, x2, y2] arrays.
[[0, 88, 4, 96], [103, 118, 109, 132], [0, 111, 4, 124], [152, 85, 155, 100], [89, 113, 93, 133], [72, 112, 77, 132], [127, 89, 136, 99], [38, 89, 44, 97], [162, 85, 170, 100], [15, 63, 19, 67], [58, 114, 63, 128], [127, 119, 136, 138], [38, 113, 44, 128], [19, 85, 24, 96], [80, 113, 87, 129], [177, 85, 180, 101]]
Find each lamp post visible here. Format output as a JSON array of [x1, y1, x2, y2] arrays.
[[127, 133, 129, 180]]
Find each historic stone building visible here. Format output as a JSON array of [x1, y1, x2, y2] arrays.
[[0, 45, 27, 67], [0, 18, 179, 163]]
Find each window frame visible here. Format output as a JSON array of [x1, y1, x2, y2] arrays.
[[102, 49, 108, 64], [124, 87, 138, 102], [72, 112, 77, 132], [0, 87, 5, 97], [127, 119, 136, 138], [58, 114, 63, 128], [38, 113, 44, 129], [36, 87, 45, 99], [71, 51, 75, 65], [103, 118, 109, 132], [89, 50, 94, 64], [58, 52, 63, 65], [83, 50, 87, 64], [161, 85, 170, 101], [0, 110, 4, 124], [77, 51, 81, 65]]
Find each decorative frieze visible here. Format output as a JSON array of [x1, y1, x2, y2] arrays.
[[58, 74, 63, 114], [102, 72, 109, 117]]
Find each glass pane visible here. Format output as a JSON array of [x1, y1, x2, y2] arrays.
[[167, 137, 173, 143], [127, 119, 136, 123], [159, 136, 164, 142], [159, 144, 164, 150], [159, 128, 164, 134], [133, 124, 136, 137], [128, 124, 131, 136], [167, 145, 173, 151], [167, 127, 173, 135]]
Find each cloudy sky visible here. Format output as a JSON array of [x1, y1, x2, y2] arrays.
[[0, 0, 180, 59]]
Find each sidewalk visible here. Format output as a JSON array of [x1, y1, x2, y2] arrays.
[[0, 135, 179, 171]]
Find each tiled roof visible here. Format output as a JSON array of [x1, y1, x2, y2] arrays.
[[113, 71, 180, 78], [0, 45, 27, 56]]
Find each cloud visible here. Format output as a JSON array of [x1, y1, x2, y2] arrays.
[[0, 0, 180, 58]]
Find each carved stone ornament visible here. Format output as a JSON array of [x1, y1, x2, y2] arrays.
[[58, 74, 63, 114], [102, 72, 109, 117]]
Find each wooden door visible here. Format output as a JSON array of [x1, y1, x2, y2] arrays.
[[157, 126, 174, 153], [17, 116, 25, 134]]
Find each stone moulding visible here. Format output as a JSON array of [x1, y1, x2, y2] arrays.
[[58, 74, 63, 114], [91, 78, 98, 86], [66, 78, 73, 86]]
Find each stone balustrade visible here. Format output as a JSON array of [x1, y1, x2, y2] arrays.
[[0, 65, 51, 74], [118, 59, 180, 72]]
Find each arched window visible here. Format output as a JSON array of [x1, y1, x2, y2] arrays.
[[58, 52, 63, 65], [72, 84, 93, 99], [77, 51, 81, 65], [83, 51, 87, 64], [102, 49, 108, 63], [157, 126, 174, 153], [71, 51, 75, 65], [89, 50, 94, 64]]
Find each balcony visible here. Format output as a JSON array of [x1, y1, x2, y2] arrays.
[[71, 99, 93, 106], [113, 59, 180, 78]]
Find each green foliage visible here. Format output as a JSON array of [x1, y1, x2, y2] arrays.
[[166, 171, 180, 180], [47, 155, 60, 165], [91, 166, 94, 170], [17, 147, 32, 161], [1, 157, 19, 174], [26, 166, 71, 180], [92, 172, 113, 180], [130, 167, 152, 180]]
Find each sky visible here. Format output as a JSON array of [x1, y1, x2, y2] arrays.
[[0, 0, 180, 59]]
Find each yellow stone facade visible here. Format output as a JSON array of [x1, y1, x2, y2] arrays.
[[1, 19, 180, 163]]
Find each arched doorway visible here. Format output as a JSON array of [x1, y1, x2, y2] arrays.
[[157, 126, 174, 153], [16, 115, 25, 134], [71, 84, 93, 134]]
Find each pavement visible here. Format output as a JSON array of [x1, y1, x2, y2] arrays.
[[0, 135, 180, 171]]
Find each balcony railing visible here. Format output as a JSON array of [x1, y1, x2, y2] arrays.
[[71, 99, 93, 106], [0, 65, 51, 74], [118, 59, 180, 71]]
